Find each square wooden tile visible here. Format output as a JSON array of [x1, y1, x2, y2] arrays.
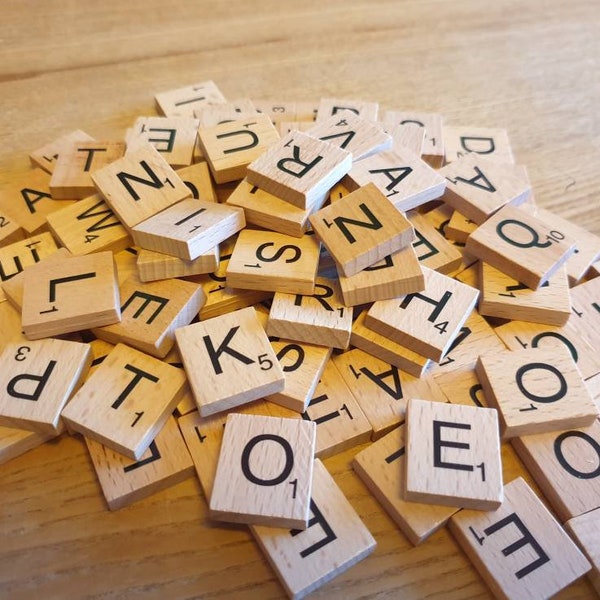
[[29, 129, 95, 174], [154, 80, 226, 117], [443, 126, 514, 164]]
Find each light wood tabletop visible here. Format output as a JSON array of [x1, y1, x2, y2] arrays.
[[0, 1, 599, 598]]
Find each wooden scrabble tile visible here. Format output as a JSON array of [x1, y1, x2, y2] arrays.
[[333, 348, 446, 439], [434, 365, 489, 408], [86, 415, 194, 510], [62, 343, 186, 459], [476, 346, 598, 438], [443, 126, 514, 164], [306, 113, 391, 160], [246, 131, 352, 210], [92, 273, 205, 358], [191, 237, 271, 320], [440, 155, 531, 224], [29, 129, 95, 174], [0, 302, 27, 352], [194, 98, 257, 128], [154, 80, 226, 117], [350, 310, 431, 377], [405, 398, 503, 510], [176, 162, 217, 202], [408, 211, 464, 274], [226, 228, 321, 295], [87, 338, 115, 377], [46, 193, 132, 255], [136, 247, 219, 282], [511, 419, 600, 522], [265, 339, 332, 413], [131, 199, 245, 260], [494, 319, 600, 381], [301, 360, 372, 458], [267, 277, 353, 349], [91, 143, 190, 229], [0, 168, 77, 234], [569, 276, 600, 350], [0, 209, 24, 247], [339, 245, 424, 307], [226, 178, 315, 238], [253, 100, 307, 125], [176, 306, 284, 416], [20, 251, 120, 339], [251, 458, 376, 600], [198, 115, 281, 184], [387, 123, 425, 157], [565, 508, 600, 594], [278, 121, 315, 136], [353, 422, 458, 544], [446, 210, 477, 244], [449, 477, 590, 599], [479, 262, 571, 326], [344, 148, 445, 212], [0, 424, 57, 466], [365, 266, 479, 361], [316, 98, 379, 122], [0, 338, 91, 434], [208, 413, 315, 528], [129, 117, 199, 168], [465, 204, 577, 290], [113, 247, 139, 285], [49, 141, 125, 199], [382, 111, 444, 167], [309, 183, 414, 277]]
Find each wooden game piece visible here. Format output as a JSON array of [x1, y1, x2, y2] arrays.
[[365, 266, 479, 361], [449, 477, 590, 599], [443, 126, 514, 164], [176, 306, 284, 416], [494, 319, 600, 381], [0, 209, 24, 248], [61, 343, 186, 459], [382, 111, 444, 167], [267, 277, 353, 350], [128, 117, 199, 168], [46, 193, 132, 256], [253, 100, 303, 125], [226, 178, 315, 238], [194, 98, 257, 127], [131, 199, 245, 260], [350, 310, 431, 377], [440, 155, 531, 224], [344, 148, 446, 212], [91, 143, 190, 229], [1, 247, 71, 310], [208, 413, 316, 528], [446, 210, 477, 244], [265, 339, 332, 413], [333, 348, 446, 439], [408, 211, 464, 274], [154, 80, 226, 117], [511, 419, 600, 522], [20, 251, 121, 339], [136, 247, 219, 282], [246, 130, 352, 210], [565, 508, 600, 594], [301, 359, 372, 458], [309, 183, 414, 277], [176, 162, 217, 202], [387, 123, 425, 157], [465, 204, 577, 290], [434, 365, 488, 408], [453, 262, 479, 287], [226, 228, 321, 295], [316, 98, 379, 122], [278, 121, 316, 136], [48, 141, 125, 199], [87, 338, 115, 377], [0, 302, 27, 352], [251, 458, 376, 600], [353, 422, 459, 544], [0, 338, 91, 434], [338, 245, 424, 307], [85, 415, 194, 510], [29, 129, 95, 174], [0, 168, 76, 235], [92, 273, 205, 358], [190, 237, 271, 320], [113, 247, 139, 284], [589, 260, 600, 278], [0, 424, 57, 466], [569, 276, 600, 350], [479, 262, 571, 326], [198, 114, 281, 184], [476, 346, 598, 438], [305, 113, 392, 160], [405, 398, 503, 510]]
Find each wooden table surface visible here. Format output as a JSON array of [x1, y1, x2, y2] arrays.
[[1, 1, 599, 598]]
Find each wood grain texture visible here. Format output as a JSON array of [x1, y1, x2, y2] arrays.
[[1, 1, 600, 598]]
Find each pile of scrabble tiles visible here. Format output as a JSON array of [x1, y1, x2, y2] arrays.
[[1, 79, 600, 599]]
